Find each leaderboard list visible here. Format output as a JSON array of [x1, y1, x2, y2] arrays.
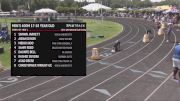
[[11, 23, 86, 76]]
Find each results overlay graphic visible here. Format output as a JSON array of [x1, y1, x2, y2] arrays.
[[11, 23, 86, 76]]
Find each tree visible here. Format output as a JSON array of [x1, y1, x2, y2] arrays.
[[1, 0, 12, 11], [111, 0, 129, 8], [10, 0, 18, 10], [64, 0, 74, 7], [143, 0, 152, 7], [96, 0, 112, 6], [152, 0, 180, 7]]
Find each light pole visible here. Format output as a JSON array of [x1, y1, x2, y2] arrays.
[[100, 1, 103, 22], [75, 1, 77, 20]]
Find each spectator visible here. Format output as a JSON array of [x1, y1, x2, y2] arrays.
[[166, 23, 173, 42]]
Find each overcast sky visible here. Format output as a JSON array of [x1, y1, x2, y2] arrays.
[[74, 0, 163, 2]]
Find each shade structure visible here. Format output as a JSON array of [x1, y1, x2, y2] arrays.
[[155, 5, 171, 10], [35, 8, 57, 14], [11, 10, 18, 13], [117, 8, 126, 11], [82, 3, 111, 11], [164, 9, 179, 14]]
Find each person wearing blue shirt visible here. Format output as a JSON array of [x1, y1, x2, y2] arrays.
[[172, 44, 180, 80]]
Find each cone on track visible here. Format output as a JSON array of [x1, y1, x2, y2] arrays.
[[143, 33, 150, 43], [158, 28, 165, 36], [90, 48, 101, 60]]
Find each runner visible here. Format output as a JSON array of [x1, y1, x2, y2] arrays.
[[172, 44, 180, 81], [112, 40, 120, 52]]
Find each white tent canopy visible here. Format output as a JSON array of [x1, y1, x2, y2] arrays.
[[117, 8, 127, 11], [82, 3, 111, 11], [35, 8, 57, 14], [11, 10, 18, 13], [164, 9, 179, 13]]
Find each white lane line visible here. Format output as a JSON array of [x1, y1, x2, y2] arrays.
[[0, 77, 18, 83], [113, 65, 125, 69], [69, 30, 163, 101], [0, 23, 135, 91], [106, 32, 176, 101], [148, 73, 165, 79], [0, 76, 35, 90], [33, 25, 152, 101], [86, 19, 128, 53], [0, 20, 137, 94], [144, 73, 173, 101], [129, 69, 144, 74], [99, 61, 111, 65], [0, 76, 10, 81], [1, 21, 122, 70], [86, 19, 145, 63], [3, 20, 146, 100], [86, 23, 134, 66], [127, 42, 136, 44], [87, 19, 156, 67], [0, 77, 18, 88], [150, 71, 168, 76], [86, 23, 140, 67], [0, 76, 61, 101], [0, 19, 150, 100]]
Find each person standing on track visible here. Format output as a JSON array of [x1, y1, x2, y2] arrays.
[[172, 44, 180, 81], [155, 18, 161, 30], [166, 23, 173, 43]]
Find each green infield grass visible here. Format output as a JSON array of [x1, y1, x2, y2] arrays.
[[84, 19, 123, 46]]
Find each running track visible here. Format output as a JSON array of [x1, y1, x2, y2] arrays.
[[0, 18, 180, 101]]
